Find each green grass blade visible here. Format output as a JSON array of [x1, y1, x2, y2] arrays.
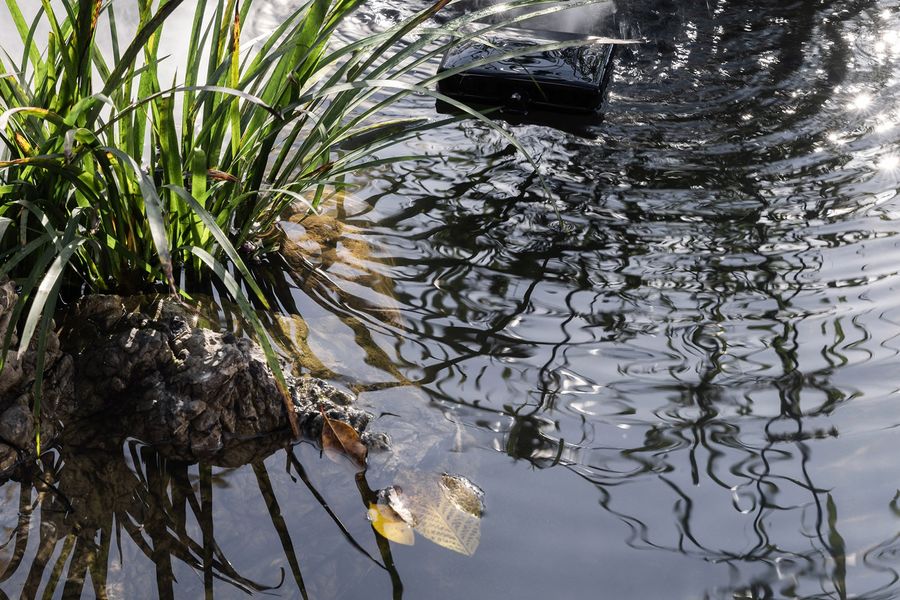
[[102, 85, 281, 136], [0, 234, 52, 281], [165, 184, 270, 310], [28, 235, 88, 454], [154, 94, 184, 237], [0, 106, 68, 131], [302, 78, 542, 175], [228, 3, 241, 160], [4, 0, 42, 69], [17, 234, 86, 361], [100, 0, 184, 98], [104, 147, 177, 294]]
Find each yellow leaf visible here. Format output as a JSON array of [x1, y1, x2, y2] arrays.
[[14, 132, 33, 156], [368, 504, 415, 546]]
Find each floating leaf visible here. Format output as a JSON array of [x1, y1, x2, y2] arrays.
[[367, 503, 415, 546], [440, 474, 484, 518], [319, 406, 367, 468], [385, 473, 483, 556]]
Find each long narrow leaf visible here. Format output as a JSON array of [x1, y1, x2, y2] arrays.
[[104, 147, 177, 294], [17, 235, 86, 361], [165, 185, 270, 310], [3, 0, 42, 68], [100, 0, 185, 98], [29, 235, 88, 454]]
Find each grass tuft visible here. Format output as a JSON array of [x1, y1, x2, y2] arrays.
[[0, 0, 626, 443]]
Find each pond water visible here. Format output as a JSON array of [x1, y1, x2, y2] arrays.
[[3, 0, 900, 598]]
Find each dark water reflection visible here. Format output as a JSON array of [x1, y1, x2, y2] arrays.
[[5, 0, 900, 597]]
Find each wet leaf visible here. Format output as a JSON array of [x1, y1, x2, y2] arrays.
[[319, 406, 367, 468], [384, 473, 483, 556], [413, 490, 481, 556], [382, 486, 415, 526], [368, 503, 415, 546], [440, 474, 484, 517]]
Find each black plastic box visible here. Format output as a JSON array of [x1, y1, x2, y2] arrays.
[[436, 27, 616, 115]]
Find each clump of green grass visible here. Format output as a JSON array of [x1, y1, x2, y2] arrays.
[[0, 0, 621, 446]]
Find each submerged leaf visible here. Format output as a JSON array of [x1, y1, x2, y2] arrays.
[[414, 491, 481, 556], [320, 406, 367, 468], [384, 473, 483, 556], [368, 503, 415, 546]]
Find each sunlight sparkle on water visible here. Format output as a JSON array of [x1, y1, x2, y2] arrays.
[[874, 30, 900, 56], [849, 92, 873, 111], [827, 131, 849, 145], [878, 154, 900, 172]]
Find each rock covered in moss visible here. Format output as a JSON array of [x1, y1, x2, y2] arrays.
[[0, 287, 378, 478]]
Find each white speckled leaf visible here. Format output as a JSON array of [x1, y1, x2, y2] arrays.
[[386, 473, 483, 556], [413, 492, 481, 556]]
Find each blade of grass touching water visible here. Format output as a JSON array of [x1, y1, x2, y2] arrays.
[[189, 247, 299, 438], [21, 210, 89, 454]]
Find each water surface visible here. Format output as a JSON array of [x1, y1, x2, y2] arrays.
[[3, 0, 900, 598]]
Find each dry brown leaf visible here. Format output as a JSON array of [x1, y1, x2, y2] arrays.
[[367, 503, 415, 546], [320, 407, 367, 468]]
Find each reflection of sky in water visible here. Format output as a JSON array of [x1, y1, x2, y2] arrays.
[[322, 0, 900, 597]]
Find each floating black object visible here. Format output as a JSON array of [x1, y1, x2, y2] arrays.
[[436, 27, 616, 115]]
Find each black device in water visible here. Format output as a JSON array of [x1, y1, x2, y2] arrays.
[[436, 27, 616, 117]]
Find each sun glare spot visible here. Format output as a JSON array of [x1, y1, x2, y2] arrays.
[[849, 93, 873, 111], [878, 154, 900, 172], [890, 31, 900, 49], [879, 30, 900, 55]]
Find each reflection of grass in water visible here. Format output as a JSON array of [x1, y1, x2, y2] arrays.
[[0, 442, 404, 598], [259, 195, 414, 389], [0, 484, 18, 565], [1, 448, 283, 598]]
